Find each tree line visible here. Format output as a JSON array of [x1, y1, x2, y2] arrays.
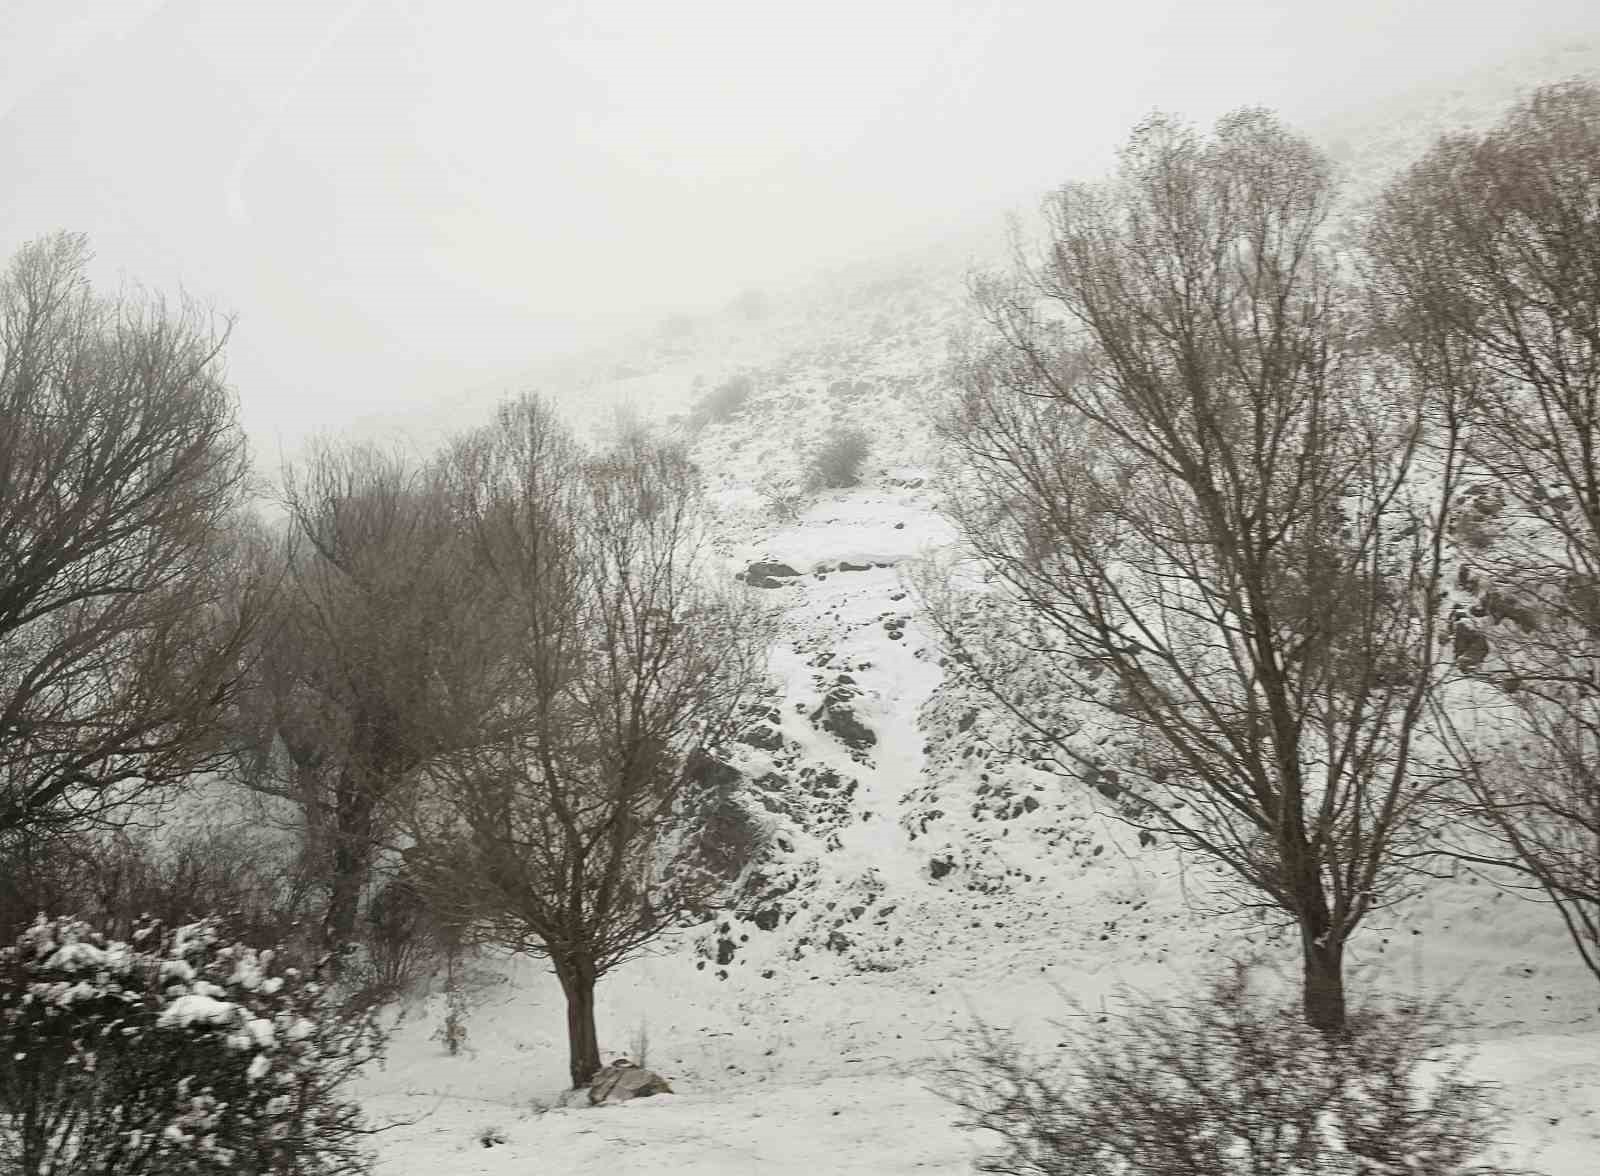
[[0, 237, 769, 1093], [926, 80, 1600, 1035]]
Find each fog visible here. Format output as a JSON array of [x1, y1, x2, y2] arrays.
[[3, 0, 1596, 459]]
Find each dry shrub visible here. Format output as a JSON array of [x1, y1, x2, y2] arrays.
[[808, 426, 872, 490], [0, 823, 312, 953], [940, 966, 1521, 1176], [689, 375, 754, 429]]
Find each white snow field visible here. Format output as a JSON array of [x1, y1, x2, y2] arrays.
[[362, 46, 1600, 1173], [360, 493, 1599, 1172]]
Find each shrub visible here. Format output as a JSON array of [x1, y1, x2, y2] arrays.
[[0, 824, 312, 951], [431, 946, 471, 1057], [940, 966, 1515, 1176], [357, 871, 448, 1004], [808, 426, 872, 490], [0, 915, 384, 1175], [688, 375, 754, 429], [731, 288, 770, 321], [754, 476, 808, 523]]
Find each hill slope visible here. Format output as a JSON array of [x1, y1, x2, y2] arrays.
[[361, 46, 1600, 1175]]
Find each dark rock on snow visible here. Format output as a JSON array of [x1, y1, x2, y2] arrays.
[[590, 1060, 674, 1105]]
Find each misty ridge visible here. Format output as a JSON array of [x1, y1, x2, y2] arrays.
[[3, 20, 1600, 1176]]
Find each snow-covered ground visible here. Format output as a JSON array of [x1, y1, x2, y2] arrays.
[[361, 476, 1600, 1175], [358, 49, 1600, 1170]]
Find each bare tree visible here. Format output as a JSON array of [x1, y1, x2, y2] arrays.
[[1366, 80, 1600, 984], [924, 112, 1462, 1033], [406, 396, 767, 1088], [0, 232, 264, 842], [235, 443, 496, 958]]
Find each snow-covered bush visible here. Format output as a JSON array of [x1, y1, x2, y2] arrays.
[[0, 915, 384, 1175], [941, 965, 1514, 1176]]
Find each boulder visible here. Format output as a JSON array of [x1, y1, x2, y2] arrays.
[[589, 1059, 674, 1105], [746, 561, 800, 580]]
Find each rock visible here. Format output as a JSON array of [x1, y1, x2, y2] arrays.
[[747, 561, 801, 580], [716, 937, 736, 965], [1083, 763, 1122, 800], [1453, 620, 1489, 669], [589, 1060, 674, 1105], [749, 575, 790, 589], [930, 856, 956, 880], [1569, 574, 1600, 632], [810, 683, 877, 750], [838, 561, 874, 572], [1482, 588, 1539, 632], [820, 704, 876, 750], [738, 724, 786, 752], [684, 752, 741, 793]]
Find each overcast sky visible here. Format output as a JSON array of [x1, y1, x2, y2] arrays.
[[3, 0, 1597, 458]]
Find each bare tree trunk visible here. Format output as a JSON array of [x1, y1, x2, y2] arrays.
[[555, 956, 602, 1089], [1300, 926, 1347, 1036], [321, 770, 379, 964]]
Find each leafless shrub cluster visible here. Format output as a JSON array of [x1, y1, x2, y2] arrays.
[[941, 967, 1517, 1176], [808, 425, 872, 490]]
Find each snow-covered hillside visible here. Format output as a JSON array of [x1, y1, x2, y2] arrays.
[[360, 47, 1600, 1175]]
